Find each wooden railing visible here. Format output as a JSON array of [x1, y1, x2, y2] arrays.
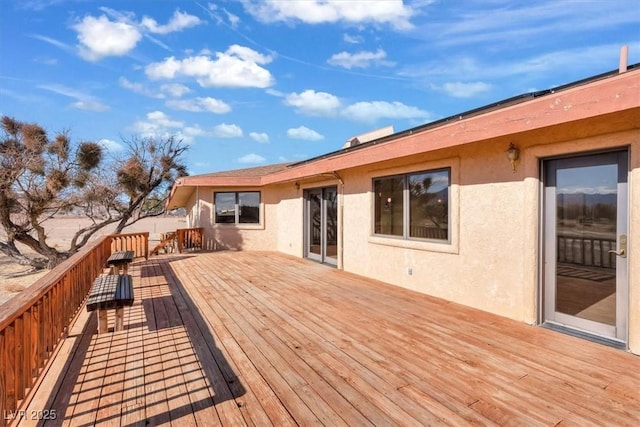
[[409, 225, 448, 240], [176, 227, 204, 253], [150, 231, 176, 256], [110, 231, 149, 260], [0, 232, 149, 424], [557, 234, 616, 269]]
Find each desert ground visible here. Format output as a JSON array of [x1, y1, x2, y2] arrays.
[[0, 215, 186, 307]]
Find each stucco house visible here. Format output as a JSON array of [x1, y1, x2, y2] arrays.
[[167, 64, 640, 354]]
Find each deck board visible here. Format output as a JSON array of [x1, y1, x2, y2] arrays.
[[14, 251, 640, 426]]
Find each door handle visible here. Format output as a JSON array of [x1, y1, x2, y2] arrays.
[[608, 235, 627, 258]]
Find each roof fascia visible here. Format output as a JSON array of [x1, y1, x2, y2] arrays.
[[175, 175, 264, 187]]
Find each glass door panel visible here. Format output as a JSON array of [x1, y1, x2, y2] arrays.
[[305, 187, 338, 265], [325, 188, 338, 264], [307, 189, 322, 261], [555, 164, 617, 324]]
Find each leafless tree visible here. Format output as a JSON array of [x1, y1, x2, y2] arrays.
[[0, 116, 188, 269]]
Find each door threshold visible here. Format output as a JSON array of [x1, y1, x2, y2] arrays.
[[542, 322, 627, 350], [305, 257, 337, 268]]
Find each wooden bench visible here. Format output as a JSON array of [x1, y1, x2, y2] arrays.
[[86, 274, 134, 333], [107, 250, 134, 274]]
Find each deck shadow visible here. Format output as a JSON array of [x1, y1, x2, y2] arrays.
[[141, 295, 184, 330], [152, 255, 247, 401], [31, 310, 98, 426], [138, 255, 193, 279], [32, 255, 245, 426]]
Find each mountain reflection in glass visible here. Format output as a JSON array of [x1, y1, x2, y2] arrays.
[[555, 164, 617, 325]]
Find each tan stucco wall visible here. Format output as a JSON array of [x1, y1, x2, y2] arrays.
[[341, 150, 531, 322], [275, 186, 305, 257], [189, 185, 282, 251], [185, 189, 197, 228], [338, 129, 638, 353]]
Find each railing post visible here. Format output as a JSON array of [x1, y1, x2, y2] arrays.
[[177, 229, 184, 253]]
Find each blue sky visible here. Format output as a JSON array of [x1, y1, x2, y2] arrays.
[[1, 1, 639, 175]]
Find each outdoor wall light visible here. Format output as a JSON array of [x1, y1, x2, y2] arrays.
[[506, 143, 520, 172], [295, 181, 300, 190]]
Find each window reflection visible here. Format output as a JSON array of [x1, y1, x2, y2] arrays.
[[409, 170, 449, 240], [215, 192, 236, 224], [239, 192, 260, 223], [373, 169, 450, 241], [374, 176, 403, 236], [215, 191, 261, 224]]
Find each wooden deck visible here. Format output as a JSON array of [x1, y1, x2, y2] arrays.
[[14, 251, 640, 426]]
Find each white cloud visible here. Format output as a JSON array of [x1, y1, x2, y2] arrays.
[[431, 2, 638, 49], [249, 132, 270, 143], [147, 111, 183, 127], [119, 77, 164, 98], [98, 7, 137, 24], [98, 138, 125, 152], [145, 44, 274, 88], [72, 9, 204, 61], [240, 0, 415, 30], [503, 45, 631, 78], [281, 88, 431, 124], [120, 79, 199, 101], [183, 125, 207, 138], [441, 81, 492, 98], [404, 42, 640, 86], [165, 97, 231, 114], [131, 110, 188, 140], [224, 9, 241, 28], [284, 90, 341, 116], [238, 153, 266, 164], [266, 88, 285, 97], [71, 100, 109, 112], [206, 3, 241, 28], [160, 83, 191, 97], [287, 126, 324, 141], [130, 111, 244, 143], [30, 34, 75, 55], [38, 83, 109, 111], [327, 49, 393, 69], [73, 15, 142, 61], [213, 123, 243, 138], [341, 101, 430, 123], [343, 33, 363, 44], [141, 10, 203, 34]]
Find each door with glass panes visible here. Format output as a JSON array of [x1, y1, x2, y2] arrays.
[[305, 187, 338, 266], [543, 150, 628, 345]]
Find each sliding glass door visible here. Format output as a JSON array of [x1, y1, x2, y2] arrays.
[[305, 187, 338, 266]]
